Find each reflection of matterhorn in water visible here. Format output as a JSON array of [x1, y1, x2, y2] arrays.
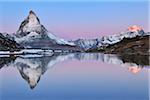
[[14, 56, 50, 89], [0, 53, 149, 89], [13, 54, 74, 89]]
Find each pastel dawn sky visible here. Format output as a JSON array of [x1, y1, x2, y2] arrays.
[[0, 0, 149, 40]]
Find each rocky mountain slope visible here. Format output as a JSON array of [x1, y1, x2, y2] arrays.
[[87, 35, 149, 55], [104, 35, 149, 55], [0, 33, 23, 51]]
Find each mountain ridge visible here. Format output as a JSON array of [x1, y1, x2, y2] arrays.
[[74, 26, 149, 51], [0, 10, 149, 54]]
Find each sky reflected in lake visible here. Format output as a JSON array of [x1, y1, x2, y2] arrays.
[[0, 53, 149, 100]]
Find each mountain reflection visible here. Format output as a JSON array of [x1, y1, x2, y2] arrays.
[[0, 53, 149, 89], [15, 56, 50, 89]]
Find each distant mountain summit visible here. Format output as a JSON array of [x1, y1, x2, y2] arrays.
[[127, 25, 143, 32], [14, 10, 76, 49], [74, 25, 148, 51], [16, 10, 42, 36], [79, 25, 149, 55]]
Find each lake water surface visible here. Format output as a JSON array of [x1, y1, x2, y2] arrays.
[[0, 53, 149, 100]]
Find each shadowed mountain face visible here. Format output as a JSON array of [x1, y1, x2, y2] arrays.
[[0, 53, 149, 89], [0, 33, 24, 51]]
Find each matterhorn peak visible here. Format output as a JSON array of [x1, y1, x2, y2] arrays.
[[14, 10, 75, 46], [29, 10, 36, 15], [28, 10, 40, 25], [16, 10, 44, 36], [127, 25, 143, 32]]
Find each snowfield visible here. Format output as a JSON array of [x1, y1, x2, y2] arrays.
[[0, 49, 54, 55]]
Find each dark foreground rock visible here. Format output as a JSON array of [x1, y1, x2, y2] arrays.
[[0, 33, 24, 51]]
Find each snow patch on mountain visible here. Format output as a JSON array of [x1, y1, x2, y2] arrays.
[[47, 31, 75, 45]]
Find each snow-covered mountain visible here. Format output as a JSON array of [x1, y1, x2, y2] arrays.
[[74, 25, 149, 51], [14, 10, 75, 49]]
